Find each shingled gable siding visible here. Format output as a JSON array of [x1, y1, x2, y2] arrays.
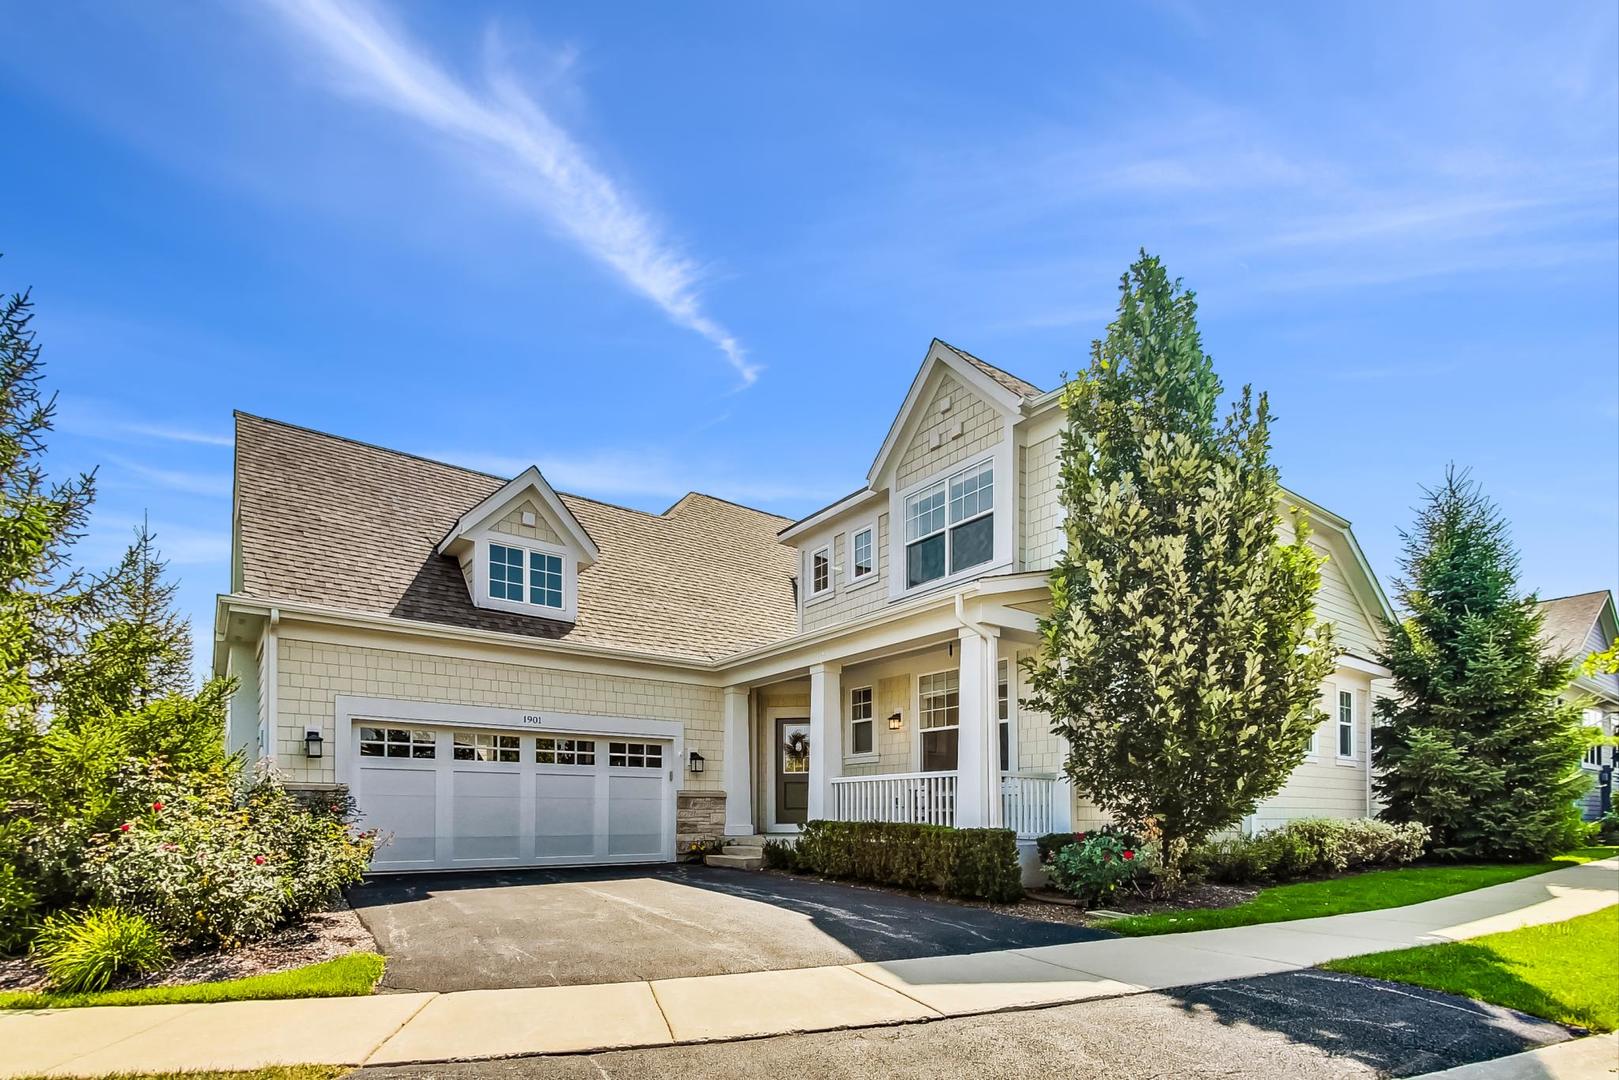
[[1020, 432, 1063, 571], [270, 633, 725, 792], [490, 499, 564, 546], [801, 513, 891, 633], [895, 372, 1006, 491]]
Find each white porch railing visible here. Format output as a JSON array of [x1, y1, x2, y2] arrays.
[[830, 771, 958, 827], [828, 770, 1062, 837], [1000, 772, 1060, 838]]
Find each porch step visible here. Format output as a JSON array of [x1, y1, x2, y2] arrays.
[[704, 852, 763, 870]]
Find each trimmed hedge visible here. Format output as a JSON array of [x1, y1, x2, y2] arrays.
[[1189, 818, 1427, 884], [778, 820, 1023, 902]]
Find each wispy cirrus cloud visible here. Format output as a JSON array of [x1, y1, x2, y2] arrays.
[[262, 0, 757, 386]]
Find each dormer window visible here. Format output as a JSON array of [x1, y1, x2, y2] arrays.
[[905, 461, 993, 588], [489, 542, 564, 612]]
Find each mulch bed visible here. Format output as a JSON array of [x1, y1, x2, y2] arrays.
[[0, 896, 376, 994], [758, 867, 1259, 928]]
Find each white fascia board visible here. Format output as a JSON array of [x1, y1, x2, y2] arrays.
[[866, 340, 1028, 489], [1337, 653, 1394, 678], [778, 488, 884, 542], [436, 466, 600, 565]]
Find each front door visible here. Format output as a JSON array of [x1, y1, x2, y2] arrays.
[[775, 718, 810, 826]]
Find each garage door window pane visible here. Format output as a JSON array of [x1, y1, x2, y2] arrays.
[[608, 741, 662, 768], [453, 732, 522, 762], [536, 737, 595, 766], [360, 726, 434, 759]]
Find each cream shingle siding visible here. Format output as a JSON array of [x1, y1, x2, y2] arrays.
[[801, 514, 890, 633], [489, 499, 563, 545], [1020, 433, 1062, 570], [895, 373, 1006, 491], [270, 631, 724, 792]]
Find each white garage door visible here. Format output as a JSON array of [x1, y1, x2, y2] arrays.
[[353, 724, 674, 872]]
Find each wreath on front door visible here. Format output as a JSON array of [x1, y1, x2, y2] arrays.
[[783, 730, 810, 760]]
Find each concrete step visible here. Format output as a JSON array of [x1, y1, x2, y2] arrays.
[[704, 852, 763, 870], [722, 843, 764, 857]]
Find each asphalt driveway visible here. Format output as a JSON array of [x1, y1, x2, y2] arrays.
[[347, 863, 1107, 992]]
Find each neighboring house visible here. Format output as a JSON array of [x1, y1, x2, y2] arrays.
[[216, 340, 1396, 878], [1538, 590, 1619, 820]]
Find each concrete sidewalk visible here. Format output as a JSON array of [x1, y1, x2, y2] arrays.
[[3, 857, 1612, 1077]]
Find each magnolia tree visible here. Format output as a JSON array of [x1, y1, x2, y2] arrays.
[[1373, 468, 1588, 859], [1024, 253, 1334, 885]]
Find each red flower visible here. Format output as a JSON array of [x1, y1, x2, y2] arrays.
[[152, 801, 164, 812], [1076, 832, 1088, 841], [119, 822, 132, 833], [254, 855, 266, 865], [1122, 850, 1136, 861]]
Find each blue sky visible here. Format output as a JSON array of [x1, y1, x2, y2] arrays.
[[2, 2, 1615, 681]]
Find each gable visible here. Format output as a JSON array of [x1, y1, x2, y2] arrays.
[[894, 370, 1007, 491], [486, 498, 564, 547]]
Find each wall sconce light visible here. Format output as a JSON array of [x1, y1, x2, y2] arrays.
[[688, 751, 705, 774], [887, 711, 903, 731], [303, 730, 325, 759]]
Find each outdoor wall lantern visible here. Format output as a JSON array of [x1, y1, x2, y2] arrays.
[[303, 730, 324, 759], [688, 751, 705, 774], [888, 711, 904, 731]]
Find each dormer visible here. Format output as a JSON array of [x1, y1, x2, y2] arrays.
[[436, 467, 599, 625]]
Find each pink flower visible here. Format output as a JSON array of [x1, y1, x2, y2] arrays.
[[119, 823, 132, 833], [1122, 850, 1136, 861], [253, 855, 266, 865], [152, 801, 164, 812]]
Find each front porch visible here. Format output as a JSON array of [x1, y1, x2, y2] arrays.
[[717, 589, 1075, 845]]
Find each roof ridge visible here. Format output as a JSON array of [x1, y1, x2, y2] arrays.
[[934, 339, 1045, 397], [235, 412, 786, 524], [1536, 589, 1614, 605]]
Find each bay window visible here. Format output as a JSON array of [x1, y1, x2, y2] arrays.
[[905, 462, 993, 588]]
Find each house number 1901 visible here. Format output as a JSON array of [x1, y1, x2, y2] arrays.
[[521, 715, 545, 726]]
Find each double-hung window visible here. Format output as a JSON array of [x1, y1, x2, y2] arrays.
[[850, 526, 874, 583], [849, 686, 874, 756], [919, 670, 959, 772], [489, 542, 564, 611], [1337, 689, 1355, 758], [905, 462, 993, 589]]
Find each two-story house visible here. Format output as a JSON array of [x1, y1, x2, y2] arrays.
[[216, 340, 1396, 878], [1537, 590, 1619, 820]]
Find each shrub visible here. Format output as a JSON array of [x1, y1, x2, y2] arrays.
[[32, 907, 169, 992], [83, 766, 374, 948], [1187, 818, 1427, 884], [789, 820, 1022, 902], [0, 863, 38, 955], [761, 839, 798, 871], [1599, 810, 1619, 844], [1045, 833, 1147, 905], [1035, 825, 1144, 865]]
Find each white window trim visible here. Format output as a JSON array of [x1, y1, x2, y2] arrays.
[[845, 516, 880, 591], [997, 655, 1018, 773], [806, 543, 834, 603], [887, 441, 1015, 601], [845, 684, 878, 763], [475, 535, 575, 623], [912, 667, 961, 772], [1335, 686, 1357, 763]]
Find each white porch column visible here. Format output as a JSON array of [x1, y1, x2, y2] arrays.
[[808, 662, 842, 821], [722, 686, 755, 836], [955, 627, 1001, 829]]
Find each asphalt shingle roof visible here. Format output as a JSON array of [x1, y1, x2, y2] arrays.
[[1537, 590, 1612, 662], [233, 413, 800, 663]]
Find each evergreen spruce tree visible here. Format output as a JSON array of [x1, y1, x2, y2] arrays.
[[57, 521, 194, 722], [1373, 468, 1588, 858], [1025, 253, 1334, 884]]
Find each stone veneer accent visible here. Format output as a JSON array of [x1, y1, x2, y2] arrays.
[[676, 791, 727, 856]]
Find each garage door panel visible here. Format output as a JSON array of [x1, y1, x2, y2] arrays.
[[451, 770, 524, 863], [361, 767, 438, 868], [536, 771, 596, 857], [353, 721, 671, 872], [607, 773, 665, 856]]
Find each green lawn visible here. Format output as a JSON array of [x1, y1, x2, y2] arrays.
[[1324, 906, 1619, 1031], [0, 953, 384, 1010], [1109, 846, 1617, 936]]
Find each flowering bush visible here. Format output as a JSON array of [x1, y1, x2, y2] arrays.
[[1045, 832, 1149, 905], [82, 765, 374, 948]]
